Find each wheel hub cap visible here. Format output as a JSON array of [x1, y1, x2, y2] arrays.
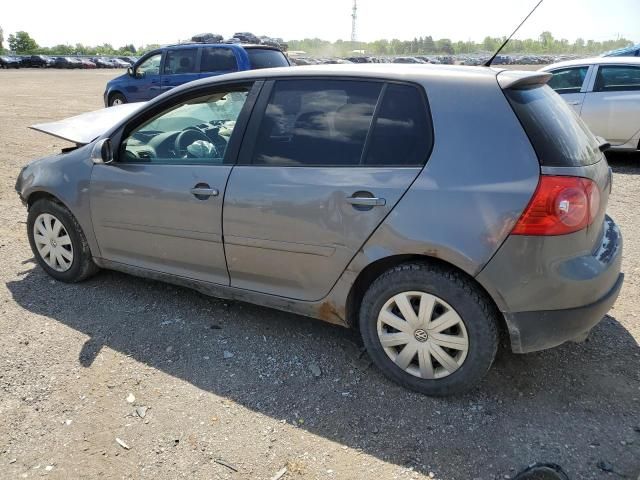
[[33, 213, 74, 273], [376, 291, 469, 380]]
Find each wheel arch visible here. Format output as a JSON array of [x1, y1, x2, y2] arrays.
[[344, 253, 508, 341], [27, 190, 69, 211]]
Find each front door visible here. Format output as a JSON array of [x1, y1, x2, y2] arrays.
[[161, 47, 201, 93], [128, 52, 163, 102], [580, 64, 640, 146], [90, 82, 256, 284], [546, 65, 590, 114], [223, 79, 434, 300]]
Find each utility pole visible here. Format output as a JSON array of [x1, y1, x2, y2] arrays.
[[351, 0, 358, 43]]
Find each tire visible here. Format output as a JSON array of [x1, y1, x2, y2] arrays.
[[108, 92, 127, 107], [27, 199, 99, 283], [359, 262, 499, 396]]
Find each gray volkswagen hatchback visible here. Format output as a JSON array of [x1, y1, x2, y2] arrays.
[[16, 65, 623, 396]]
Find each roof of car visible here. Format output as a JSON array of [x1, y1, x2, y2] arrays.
[[541, 56, 640, 70], [163, 42, 281, 51], [185, 63, 503, 87]]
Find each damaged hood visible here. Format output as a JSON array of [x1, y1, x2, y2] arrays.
[[30, 103, 145, 145]]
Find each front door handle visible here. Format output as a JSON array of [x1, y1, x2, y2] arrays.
[[190, 184, 219, 200], [567, 101, 580, 106]]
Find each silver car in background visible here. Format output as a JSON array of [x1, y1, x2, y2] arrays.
[[541, 57, 640, 151], [16, 65, 623, 396]]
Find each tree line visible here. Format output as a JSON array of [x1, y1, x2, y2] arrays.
[[0, 30, 160, 56], [0, 28, 635, 58], [290, 32, 634, 57]]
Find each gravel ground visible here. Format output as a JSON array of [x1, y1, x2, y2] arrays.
[[0, 69, 638, 480]]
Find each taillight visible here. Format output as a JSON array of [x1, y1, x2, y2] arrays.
[[512, 175, 601, 236]]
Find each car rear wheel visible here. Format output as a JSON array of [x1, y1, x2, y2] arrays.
[[27, 199, 99, 283], [359, 262, 499, 396], [109, 93, 126, 107]]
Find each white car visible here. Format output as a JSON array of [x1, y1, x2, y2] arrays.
[[540, 57, 640, 151]]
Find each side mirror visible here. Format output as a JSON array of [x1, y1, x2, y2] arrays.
[[127, 66, 133, 76], [91, 138, 114, 164]]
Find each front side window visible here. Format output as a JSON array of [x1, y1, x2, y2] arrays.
[[122, 86, 250, 164], [595, 65, 640, 92], [201, 47, 238, 73], [136, 53, 162, 76], [547, 67, 588, 94], [252, 79, 381, 166], [164, 48, 198, 75]]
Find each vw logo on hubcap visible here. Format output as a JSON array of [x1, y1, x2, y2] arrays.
[[414, 329, 429, 342]]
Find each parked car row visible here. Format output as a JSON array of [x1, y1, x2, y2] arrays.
[[0, 55, 137, 69], [289, 53, 594, 66]]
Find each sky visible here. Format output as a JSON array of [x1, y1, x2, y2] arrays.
[[2, 0, 639, 48]]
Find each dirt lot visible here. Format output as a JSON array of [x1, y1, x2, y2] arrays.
[[0, 69, 638, 480]]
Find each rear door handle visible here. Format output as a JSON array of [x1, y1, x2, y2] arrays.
[[346, 196, 386, 206], [190, 185, 219, 199]]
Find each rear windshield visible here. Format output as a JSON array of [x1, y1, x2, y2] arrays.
[[504, 85, 601, 167], [246, 48, 289, 69]]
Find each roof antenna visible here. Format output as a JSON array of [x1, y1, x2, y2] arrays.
[[484, 0, 544, 67]]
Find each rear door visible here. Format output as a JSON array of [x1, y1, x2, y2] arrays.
[[161, 47, 200, 93], [199, 46, 239, 79], [223, 78, 433, 300], [546, 65, 591, 114], [580, 64, 640, 145]]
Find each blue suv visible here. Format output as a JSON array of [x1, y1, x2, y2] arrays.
[[104, 43, 289, 106]]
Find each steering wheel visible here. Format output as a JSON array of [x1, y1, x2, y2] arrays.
[[174, 127, 211, 157]]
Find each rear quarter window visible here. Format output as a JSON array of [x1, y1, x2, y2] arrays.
[[504, 85, 601, 167], [246, 48, 290, 69]]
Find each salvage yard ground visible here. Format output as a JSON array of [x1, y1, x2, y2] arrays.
[[0, 69, 638, 480]]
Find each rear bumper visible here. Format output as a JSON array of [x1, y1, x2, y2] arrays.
[[477, 215, 623, 353], [505, 272, 624, 353]]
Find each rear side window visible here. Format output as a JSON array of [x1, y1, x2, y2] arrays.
[[246, 48, 289, 69], [594, 65, 640, 92], [164, 48, 197, 74], [364, 84, 432, 166], [251, 79, 381, 166], [505, 85, 600, 167], [547, 67, 588, 94], [201, 47, 238, 73]]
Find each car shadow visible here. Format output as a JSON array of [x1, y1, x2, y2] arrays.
[[6, 266, 640, 478], [606, 151, 640, 174]]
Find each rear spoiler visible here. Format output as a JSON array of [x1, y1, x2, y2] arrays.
[[497, 70, 552, 90]]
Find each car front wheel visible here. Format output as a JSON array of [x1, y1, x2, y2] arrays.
[[27, 199, 99, 283], [109, 93, 127, 107], [359, 262, 499, 396]]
